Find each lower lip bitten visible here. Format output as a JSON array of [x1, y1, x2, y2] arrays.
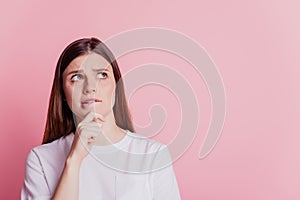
[[81, 101, 100, 108]]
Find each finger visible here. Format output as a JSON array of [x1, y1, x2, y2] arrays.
[[81, 111, 105, 124], [79, 120, 102, 128], [76, 130, 101, 142], [80, 124, 102, 136], [80, 111, 97, 123], [80, 121, 102, 132], [88, 137, 96, 143], [92, 113, 105, 123]]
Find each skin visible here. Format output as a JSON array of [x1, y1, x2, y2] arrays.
[[52, 53, 126, 199]]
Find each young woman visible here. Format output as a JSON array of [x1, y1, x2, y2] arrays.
[[21, 38, 181, 199]]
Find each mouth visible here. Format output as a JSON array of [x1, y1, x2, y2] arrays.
[[81, 98, 102, 108]]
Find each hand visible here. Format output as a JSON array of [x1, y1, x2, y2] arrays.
[[67, 111, 105, 164]]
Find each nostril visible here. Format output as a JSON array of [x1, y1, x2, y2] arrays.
[[84, 89, 96, 94]]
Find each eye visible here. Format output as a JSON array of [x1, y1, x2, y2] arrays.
[[97, 72, 108, 79], [71, 74, 83, 82]]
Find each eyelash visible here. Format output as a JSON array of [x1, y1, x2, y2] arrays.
[[71, 72, 108, 82], [97, 72, 108, 79]]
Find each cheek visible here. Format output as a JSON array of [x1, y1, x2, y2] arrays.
[[63, 84, 81, 108], [111, 89, 116, 106], [109, 83, 116, 101], [63, 83, 73, 100], [100, 80, 115, 96], [100, 81, 116, 106]]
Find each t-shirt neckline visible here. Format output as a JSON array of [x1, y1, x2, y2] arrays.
[[90, 130, 131, 153]]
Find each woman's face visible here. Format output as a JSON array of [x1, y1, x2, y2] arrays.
[[62, 53, 116, 121]]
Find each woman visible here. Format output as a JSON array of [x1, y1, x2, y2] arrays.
[[21, 38, 181, 199]]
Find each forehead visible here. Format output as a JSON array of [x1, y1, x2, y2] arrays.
[[65, 53, 113, 72]]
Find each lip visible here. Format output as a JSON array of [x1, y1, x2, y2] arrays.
[[81, 98, 102, 108]]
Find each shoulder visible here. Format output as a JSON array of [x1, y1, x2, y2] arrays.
[[26, 134, 74, 165], [126, 131, 167, 153], [117, 131, 173, 173], [23, 134, 74, 196], [33, 134, 73, 154]]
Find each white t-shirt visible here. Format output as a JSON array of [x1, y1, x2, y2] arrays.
[[21, 130, 181, 200]]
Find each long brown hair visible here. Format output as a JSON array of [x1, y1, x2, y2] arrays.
[[42, 38, 135, 144]]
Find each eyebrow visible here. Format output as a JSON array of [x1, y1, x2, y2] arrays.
[[66, 68, 110, 76]]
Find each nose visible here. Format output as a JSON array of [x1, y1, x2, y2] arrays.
[[83, 78, 97, 94]]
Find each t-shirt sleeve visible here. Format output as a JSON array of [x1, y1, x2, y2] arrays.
[[152, 146, 181, 200], [21, 149, 52, 200]]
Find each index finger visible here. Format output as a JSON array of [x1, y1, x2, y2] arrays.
[[81, 111, 105, 123]]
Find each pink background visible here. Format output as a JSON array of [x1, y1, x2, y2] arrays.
[[1, 0, 299, 199]]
